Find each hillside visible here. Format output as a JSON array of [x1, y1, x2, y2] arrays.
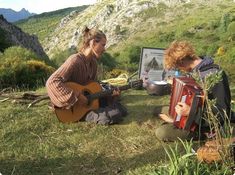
[[15, 5, 89, 42], [16, 0, 235, 84], [36, 0, 235, 58]]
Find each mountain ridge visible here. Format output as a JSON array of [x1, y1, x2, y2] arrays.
[[0, 8, 36, 22]]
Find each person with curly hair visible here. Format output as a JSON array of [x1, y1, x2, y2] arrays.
[[155, 40, 232, 141]]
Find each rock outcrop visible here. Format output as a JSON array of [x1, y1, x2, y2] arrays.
[[0, 15, 47, 58]]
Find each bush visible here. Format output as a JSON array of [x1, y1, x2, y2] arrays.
[[99, 52, 117, 71], [128, 45, 141, 64], [227, 47, 235, 63], [0, 47, 56, 89], [2, 46, 54, 66], [3, 46, 39, 61], [0, 59, 55, 89], [24, 60, 55, 87]]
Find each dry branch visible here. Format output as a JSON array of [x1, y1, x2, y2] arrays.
[[28, 96, 50, 108], [0, 87, 12, 95], [0, 90, 50, 107]]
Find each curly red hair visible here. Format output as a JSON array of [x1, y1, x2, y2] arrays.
[[164, 41, 197, 69]]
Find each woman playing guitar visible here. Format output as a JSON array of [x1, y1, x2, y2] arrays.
[[46, 27, 127, 124]]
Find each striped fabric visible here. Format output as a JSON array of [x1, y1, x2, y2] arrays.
[[46, 52, 97, 108]]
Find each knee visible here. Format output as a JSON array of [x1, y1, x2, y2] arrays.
[[155, 124, 179, 142], [155, 126, 169, 141]]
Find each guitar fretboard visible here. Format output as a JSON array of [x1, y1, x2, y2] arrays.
[[87, 81, 141, 101]]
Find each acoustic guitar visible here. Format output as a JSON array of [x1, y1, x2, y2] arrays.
[[55, 80, 142, 123]]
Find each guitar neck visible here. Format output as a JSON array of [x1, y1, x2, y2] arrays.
[[87, 84, 132, 101], [88, 89, 113, 101]]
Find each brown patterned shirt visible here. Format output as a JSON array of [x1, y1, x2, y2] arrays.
[[46, 52, 97, 108]]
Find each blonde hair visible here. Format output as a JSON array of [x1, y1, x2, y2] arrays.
[[79, 26, 106, 51], [164, 40, 196, 69]]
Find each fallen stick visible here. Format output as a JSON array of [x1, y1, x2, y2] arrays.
[[27, 95, 50, 108], [0, 98, 10, 102]]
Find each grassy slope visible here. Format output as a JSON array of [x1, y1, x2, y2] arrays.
[[109, 2, 235, 85], [0, 89, 176, 175], [15, 5, 89, 42]]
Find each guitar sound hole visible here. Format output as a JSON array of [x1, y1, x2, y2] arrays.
[[83, 90, 91, 105], [83, 91, 90, 96]]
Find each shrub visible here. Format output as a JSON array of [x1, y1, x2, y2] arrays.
[[113, 52, 120, 58], [3, 46, 39, 61], [226, 47, 235, 63], [0, 51, 55, 89], [0, 57, 27, 88], [128, 45, 141, 64], [2, 45, 54, 67], [224, 64, 235, 85], [22, 60, 55, 88], [99, 52, 117, 71]]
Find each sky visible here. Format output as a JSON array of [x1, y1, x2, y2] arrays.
[[0, 0, 97, 14]]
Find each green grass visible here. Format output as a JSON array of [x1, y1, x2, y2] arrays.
[[1, 86, 235, 174], [0, 89, 174, 175]]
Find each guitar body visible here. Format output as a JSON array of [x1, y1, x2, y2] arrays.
[[55, 82, 102, 123], [54, 79, 142, 123]]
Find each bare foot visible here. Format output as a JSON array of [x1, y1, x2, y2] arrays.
[[159, 113, 173, 123]]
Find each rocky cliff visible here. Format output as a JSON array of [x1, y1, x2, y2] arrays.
[[0, 15, 47, 58]]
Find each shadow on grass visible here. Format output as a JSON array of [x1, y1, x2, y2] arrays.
[[120, 93, 170, 126], [0, 146, 167, 175]]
